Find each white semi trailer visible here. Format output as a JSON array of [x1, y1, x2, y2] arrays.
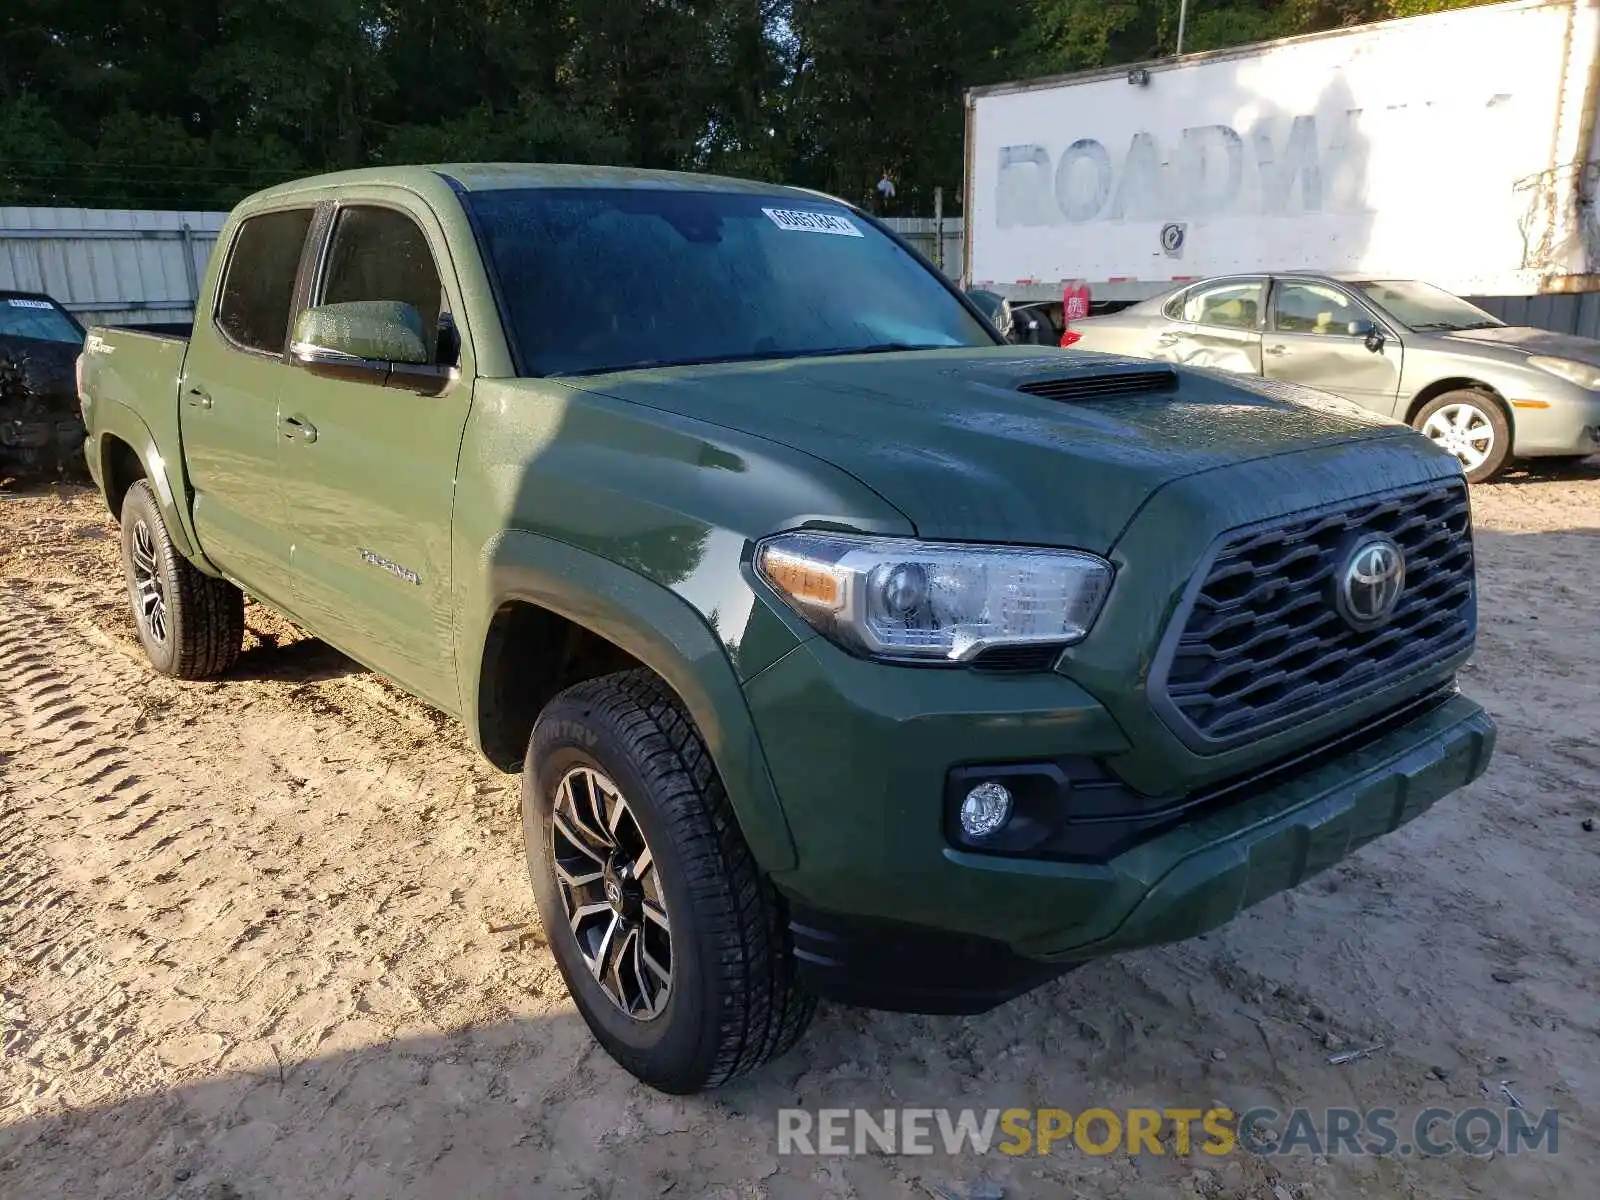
[[962, 0, 1600, 320]]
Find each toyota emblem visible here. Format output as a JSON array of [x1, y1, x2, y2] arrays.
[[1335, 535, 1406, 630]]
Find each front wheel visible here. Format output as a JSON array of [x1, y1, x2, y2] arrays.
[[1412, 390, 1510, 483], [522, 669, 814, 1093]]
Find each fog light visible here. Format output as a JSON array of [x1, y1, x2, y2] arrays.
[[960, 782, 1013, 839]]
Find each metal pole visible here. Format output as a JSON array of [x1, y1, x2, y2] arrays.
[[1176, 0, 1189, 55], [179, 222, 201, 318], [933, 186, 945, 273]]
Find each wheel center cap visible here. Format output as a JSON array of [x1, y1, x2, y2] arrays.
[[602, 857, 639, 918]]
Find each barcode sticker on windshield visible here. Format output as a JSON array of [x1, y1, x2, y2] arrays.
[[762, 208, 863, 237], [4, 298, 53, 309]]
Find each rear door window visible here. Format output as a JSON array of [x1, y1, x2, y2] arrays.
[[1181, 281, 1263, 330], [318, 206, 446, 363], [215, 209, 315, 354]]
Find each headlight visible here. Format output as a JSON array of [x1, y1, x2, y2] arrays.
[[754, 531, 1113, 662], [1529, 356, 1600, 390]]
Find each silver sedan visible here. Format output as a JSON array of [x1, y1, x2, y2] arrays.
[[1069, 274, 1600, 482]]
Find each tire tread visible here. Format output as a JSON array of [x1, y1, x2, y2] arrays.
[[533, 668, 813, 1090], [122, 480, 244, 679]]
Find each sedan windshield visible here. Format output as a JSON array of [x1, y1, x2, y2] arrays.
[[0, 297, 83, 344], [464, 187, 995, 376], [1351, 280, 1502, 333]]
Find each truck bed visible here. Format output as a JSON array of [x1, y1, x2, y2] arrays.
[[113, 321, 193, 340], [79, 325, 193, 518]]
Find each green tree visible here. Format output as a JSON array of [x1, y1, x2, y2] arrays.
[[0, 0, 1506, 213], [782, 0, 1025, 211]]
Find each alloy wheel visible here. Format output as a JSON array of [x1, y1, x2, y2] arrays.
[[550, 766, 673, 1019], [1421, 403, 1495, 474], [130, 519, 169, 645]]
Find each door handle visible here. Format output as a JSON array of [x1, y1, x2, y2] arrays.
[[1263, 344, 1288, 357], [185, 387, 212, 409], [279, 414, 318, 444]]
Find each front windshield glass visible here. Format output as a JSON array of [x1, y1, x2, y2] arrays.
[[465, 187, 995, 376], [0, 297, 83, 344], [1351, 280, 1502, 333]]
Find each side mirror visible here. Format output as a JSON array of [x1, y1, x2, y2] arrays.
[[290, 301, 457, 394], [969, 292, 1049, 344], [965, 288, 1003, 316], [1348, 318, 1384, 353]]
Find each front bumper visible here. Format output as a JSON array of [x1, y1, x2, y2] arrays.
[[1047, 689, 1492, 960], [746, 639, 1494, 1010], [1510, 385, 1600, 457]]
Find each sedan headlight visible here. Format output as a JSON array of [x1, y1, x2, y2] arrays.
[[754, 531, 1113, 662], [1529, 356, 1600, 390]]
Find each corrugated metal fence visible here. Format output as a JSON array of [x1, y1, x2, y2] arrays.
[[1468, 292, 1600, 340], [881, 216, 965, 281], [0, 207, 227, 329]]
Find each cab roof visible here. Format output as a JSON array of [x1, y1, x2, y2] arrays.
[[243, 163, 843, 205]]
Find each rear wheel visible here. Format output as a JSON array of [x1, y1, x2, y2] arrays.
[[1412, 390, 1510, 483], [117, 480, 243, 678], [522, 669, 814, 1093]]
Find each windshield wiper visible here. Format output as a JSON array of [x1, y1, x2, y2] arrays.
[[1410, 321, 1500, 332], [786, 341, 943, 359], [552, 342, 949, 377], [555, 350, 797, 376]]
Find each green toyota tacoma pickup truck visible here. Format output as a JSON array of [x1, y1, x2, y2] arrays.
[[78, 164, 1495, 1094]]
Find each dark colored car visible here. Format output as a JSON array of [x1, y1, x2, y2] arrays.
[[0, 290, 88, 479]]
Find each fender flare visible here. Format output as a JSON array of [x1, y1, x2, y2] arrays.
[[465, 529, 799, 872], [91, 397, 214, 568]]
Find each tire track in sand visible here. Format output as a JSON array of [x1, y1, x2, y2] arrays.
[[0, 576, 588, 1191]]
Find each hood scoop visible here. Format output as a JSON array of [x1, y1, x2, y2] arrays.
[[1017, 367, 1177, 402]]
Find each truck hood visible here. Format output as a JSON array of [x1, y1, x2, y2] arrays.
[[1439, 324, 1600, 365], [570, 347, 1410, 551]]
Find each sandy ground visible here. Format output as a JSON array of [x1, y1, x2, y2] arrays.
[[2, 463, 1598, 1200]]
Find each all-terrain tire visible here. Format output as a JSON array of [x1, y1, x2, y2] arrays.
[[1411, 389, 1512, 484], [118, 479, 244, 678], [523, 669, 815, 1093]]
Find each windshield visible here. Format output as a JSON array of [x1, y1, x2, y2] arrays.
[[0, 296, 83, 344], [1351, 280, 1502, 333], [464, 187, 995, 376]]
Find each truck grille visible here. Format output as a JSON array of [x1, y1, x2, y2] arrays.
[[1153, 480, 1475, 748]]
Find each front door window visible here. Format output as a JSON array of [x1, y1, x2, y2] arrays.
[[1272, 282, 1362, 337]]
